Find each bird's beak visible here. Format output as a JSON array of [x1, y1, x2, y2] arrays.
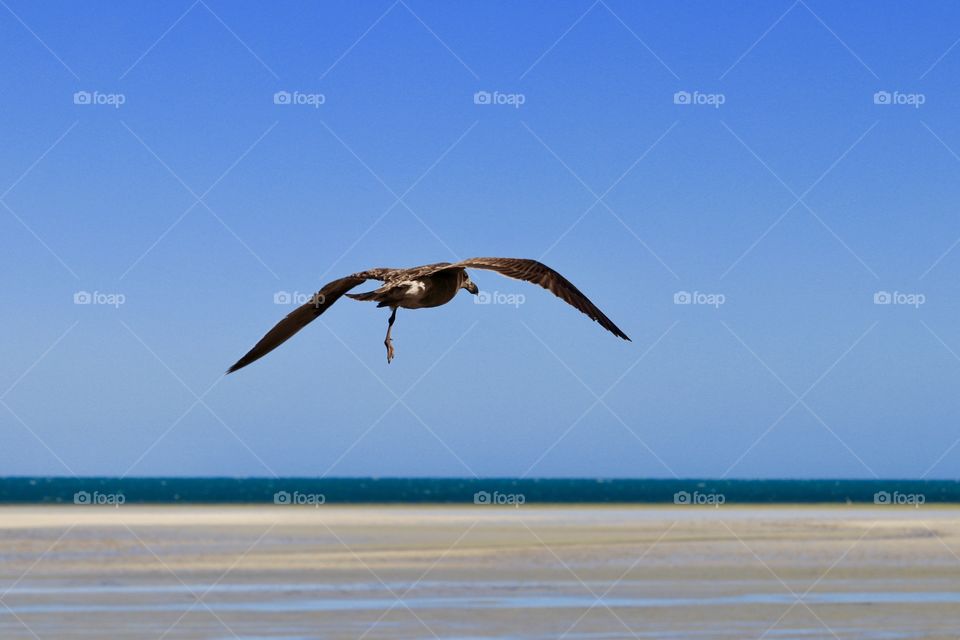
[[467, 282, 479, 295]]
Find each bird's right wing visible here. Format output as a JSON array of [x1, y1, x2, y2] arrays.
[[443, 257, 631, 341], [227, 270, 388, 374]]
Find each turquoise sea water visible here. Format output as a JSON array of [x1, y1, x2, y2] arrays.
[[0, 477, 957, 503]]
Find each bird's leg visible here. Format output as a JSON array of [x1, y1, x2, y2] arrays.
[[384, 307, 398, 363]]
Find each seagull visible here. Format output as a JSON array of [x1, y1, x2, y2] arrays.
[[227, 257, 630, 373]]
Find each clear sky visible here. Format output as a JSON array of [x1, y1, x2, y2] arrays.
[[2, 1, 960, 479]]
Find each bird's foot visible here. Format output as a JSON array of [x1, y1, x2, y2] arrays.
[[385, 338, 395, 364]]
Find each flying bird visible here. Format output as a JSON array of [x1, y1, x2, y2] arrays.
[[227, 257, 630, 373]]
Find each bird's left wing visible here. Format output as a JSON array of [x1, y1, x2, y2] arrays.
[[227, 270, 389, 374], [439, 257, 630, 341]]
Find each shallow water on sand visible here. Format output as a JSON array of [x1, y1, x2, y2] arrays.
[[5, 581, 960, 613], [1, 506, 959, 639]]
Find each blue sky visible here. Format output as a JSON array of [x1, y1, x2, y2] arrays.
[[2, 1, 960, 478]]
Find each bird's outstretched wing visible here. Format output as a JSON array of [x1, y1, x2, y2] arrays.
[[227, 270, 391, 374], [441, 257, 630, 341]]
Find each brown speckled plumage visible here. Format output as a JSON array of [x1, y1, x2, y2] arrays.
[[227, 258, 629, 373]]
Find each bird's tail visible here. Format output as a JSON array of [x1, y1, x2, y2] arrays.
[[345, 290, 380, 302]]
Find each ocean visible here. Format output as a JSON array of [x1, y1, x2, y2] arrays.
[[0, 477, 957, 503]]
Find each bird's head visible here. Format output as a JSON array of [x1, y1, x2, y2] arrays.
[[461, 274, 479, 295]]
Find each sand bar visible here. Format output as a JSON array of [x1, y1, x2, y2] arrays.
[[0, 505, 958, 639]]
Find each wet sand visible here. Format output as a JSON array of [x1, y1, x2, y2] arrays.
[[1, 505, 958, 639]]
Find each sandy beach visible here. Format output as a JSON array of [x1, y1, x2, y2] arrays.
[[1, 505, 958, 639]]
